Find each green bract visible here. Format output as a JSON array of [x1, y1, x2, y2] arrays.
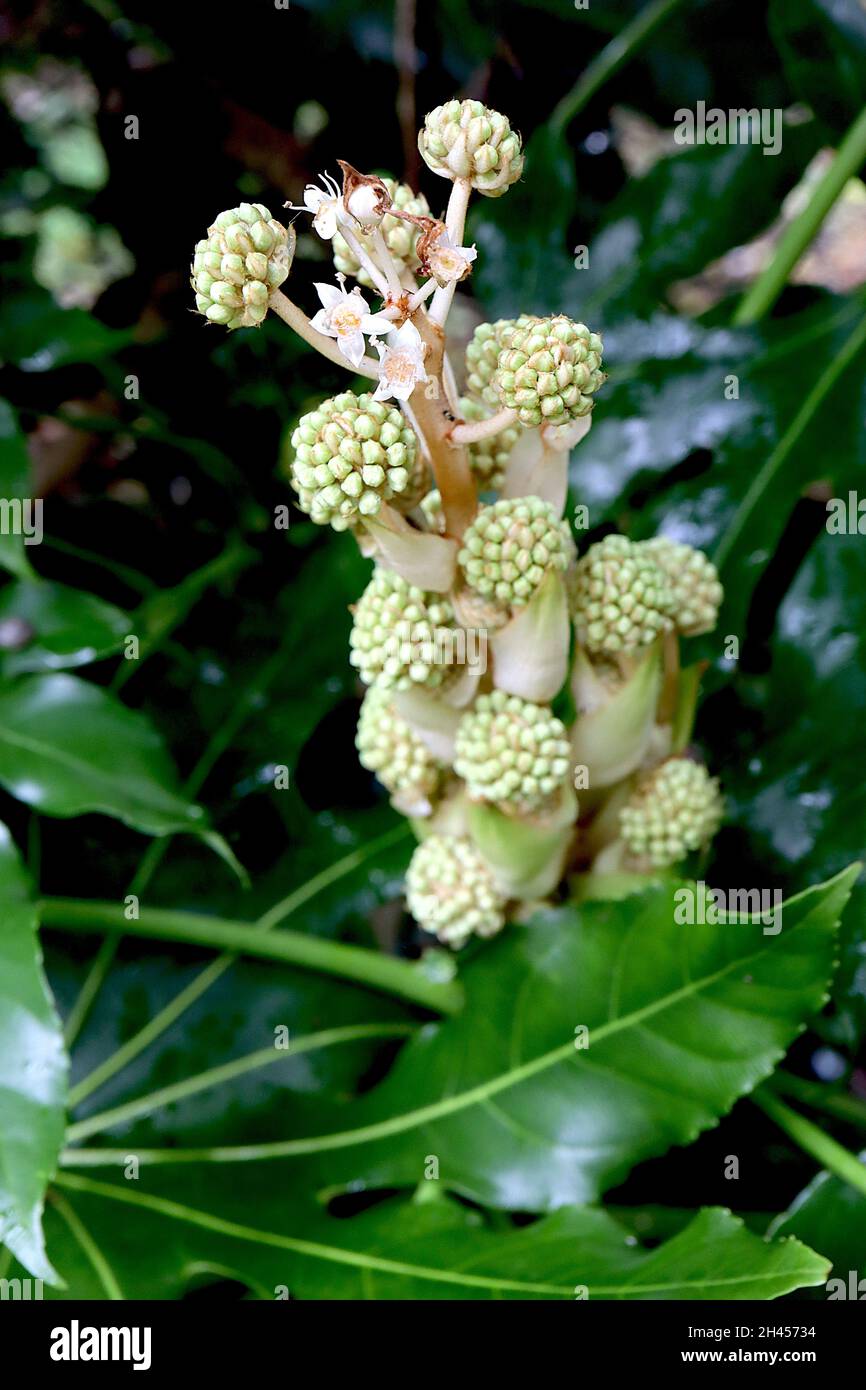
[[572, 534, 675, 656], [191, 203, 294, 329], [406, 834, 506, 945], [620, 757, 724, 867], [290, 392, 421, 531], [493, 315, 605, 426], [418, 99, 524, 196], [455, 690, 572, 814], [458, 496, 572, 612], [349, 567, 459, 691]]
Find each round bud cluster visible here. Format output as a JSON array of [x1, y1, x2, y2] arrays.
[[333, 178, 431, 289], [349, 567, 458, 691], [356, 687, 442, 811], [418, 99, 524, 197], [459, 397, 520, 492], [458, 497, 573, 612], [406, 835, 505, 947], [465, 316, 539, 408], [638, 538, 724, 637], [290, 392, 418, 531], [493, 315, 605, 427], [572, 534, 675, 656], [619, 757, 724, 867], [455, 691, 571, 815], [192, 204, 294, 329]]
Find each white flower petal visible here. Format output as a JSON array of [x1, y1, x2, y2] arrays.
[[389, 321, 423, 351], [360, 311, 396, 335], [389, 380, 417, 401], [314, 282, 343, 311], [313, 207, 338, 240], [347, 184, 382, 226], [339, 331, 366, 368], [310, 308, 337, 337]]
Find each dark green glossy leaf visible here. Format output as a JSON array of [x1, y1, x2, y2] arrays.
[[29, 1176, 830, 1300], [0, 294, 130, 371], [47, 802, 412, 1145], [726, 530, 866, 880], [0, 821, 67, 1283], [0, 674, 209, 837], [0, 399, 37, 582], [714, 529, 866, 1042], [181, 534, 371, 786], [0, 580, 129, 675], [162, 869, 854, 1213], [471, 125, 578, 318], [770, 1151, 866, 1299], [475, 130, 817, 324], [770, 0, 866, 135], [567, 297, 866, 638]]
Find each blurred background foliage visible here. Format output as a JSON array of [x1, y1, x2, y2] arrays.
[[1, 0, 866, 1295]]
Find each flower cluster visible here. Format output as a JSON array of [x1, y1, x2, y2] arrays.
[[193, 98, 726, 954], [289, 392, 421, 529], [458, 497, 573, 613], [191, 204, 294, 328]]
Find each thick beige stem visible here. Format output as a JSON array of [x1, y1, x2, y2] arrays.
[[450, 406, 519, 445], [407, 310, 477, 538], [657, 628, 681, 725]]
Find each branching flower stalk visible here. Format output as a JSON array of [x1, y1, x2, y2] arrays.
[[192, 98, 726, 953]]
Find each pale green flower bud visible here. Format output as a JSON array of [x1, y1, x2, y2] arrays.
[[465, 316, 540, 408], [406, 834, 505, 946], [418, 99, 524, 196], [459, 397, 520, 491], [638, 538, 724, 636], [493, 315, 605, 426], [290, 392, 419, 531], [458, 496, 573, 613], [333, 177, 431, 288], [356, 686, 442, 814], [419, 489, 444, 533], [349, 567, 459, 691], [572, 534, 675, 656], [191, 204, 294, 329], [619, 757, 724, 867], [455, 690, 571, 815]]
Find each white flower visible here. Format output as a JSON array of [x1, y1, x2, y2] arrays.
[[310, 279, 393, 368], [372, 321, 428, 402], [346, 183, 384, 228], [286, 172, 342, 241], [426, 229, 477, 286]]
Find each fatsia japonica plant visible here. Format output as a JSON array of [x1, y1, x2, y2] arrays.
[[194, 99, 727, 941], [4, 90, 863, 1306]]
